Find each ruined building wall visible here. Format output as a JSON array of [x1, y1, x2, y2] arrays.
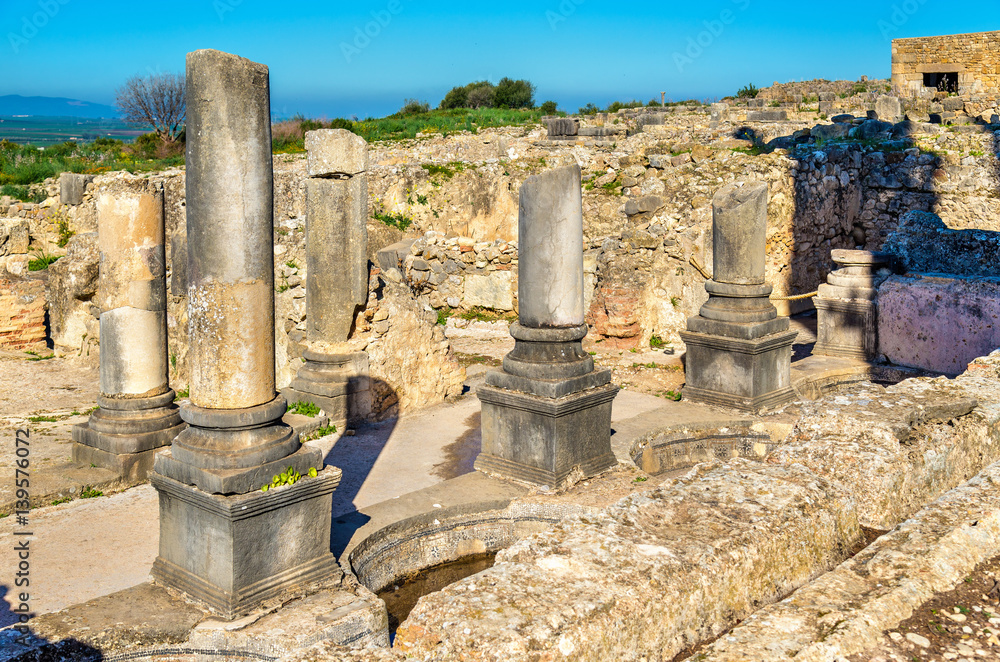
[[892, 31, 1000, 98]]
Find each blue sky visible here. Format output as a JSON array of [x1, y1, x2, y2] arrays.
[[0, 0, 995, 118]]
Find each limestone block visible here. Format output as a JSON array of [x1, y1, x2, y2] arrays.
[[59, 173, 95, 206], [0, 219, 30, 255], [875, 96, 904, 123], [463, 271, 514, 311], [3, 255, 30, 278], [100, 308, 169, 396], [747, 110, 787, 122], [46, 232, 99, 349], [879, 275, 1000, 375], [305, 129, 368, 177]]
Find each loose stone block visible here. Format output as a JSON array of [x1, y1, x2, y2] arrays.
[[72, 175, 183, 481], [747, 110, 787, 122], [0, 219, 29, 256], [477, 165, 618, 488], [814, 250, 892, 361], [875, 95, 904, 123], [306, 128, 368, 178], [151, 49, 334, 619], [59, 172, 94, 206], [463, 271, 514, 311], [680, 181, 796, 412]]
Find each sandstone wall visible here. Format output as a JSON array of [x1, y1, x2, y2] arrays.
[[0, 277, 46, 351], [892, 31, 1000, 98]]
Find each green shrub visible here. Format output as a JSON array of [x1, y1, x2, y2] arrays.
[[539, 100, 558, 114], [737, 83, 760, 99], [399, 99, 431, 116], [28, 248, 59, 271], [494, 78, 535, 109]]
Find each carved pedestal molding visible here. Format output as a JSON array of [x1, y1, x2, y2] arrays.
[[72, 175, 183, 481], [150, 49, 337, 620], [814, 249, 892, 361], [476, 165, 618, 488], [282, 129, 371, 428], [680, 181, 797, 413]]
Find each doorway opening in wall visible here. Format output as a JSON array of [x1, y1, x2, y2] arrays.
[[923, 72, 959, 94]]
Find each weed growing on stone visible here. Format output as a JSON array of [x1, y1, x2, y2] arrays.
[[51, 497, 71, 506], [174, 387, 189, 400], [436, 309, 452, 326], [287, 401, 321, 418], [649, 335, 666, 349], [28, 415, 57, 423], [458, 307, 517, 323], [262, 466, 318, 492], [372, 208, 413, 231], [80, 487, 103, 499], [302, 425, 337, 442], [28, 248, 60, 272], [24, 350, 55, 361], [285, 260, 299, 269]]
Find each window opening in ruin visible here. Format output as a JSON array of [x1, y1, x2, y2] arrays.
[[923, 72, 959, 93]]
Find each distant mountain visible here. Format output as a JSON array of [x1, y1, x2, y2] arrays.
[[0, 95, 120, 119]]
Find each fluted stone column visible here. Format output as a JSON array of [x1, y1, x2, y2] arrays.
[[150, 49, 339, 620], [282, 129, 371, 427], [72, 176, 184, 481], [814, 249, 892, 360], [476, 165, 618, 488], [680, 181, 797, 412]]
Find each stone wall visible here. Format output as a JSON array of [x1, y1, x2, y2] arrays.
[[892, 31, 1000, 98], [0, 277, 46, 350]]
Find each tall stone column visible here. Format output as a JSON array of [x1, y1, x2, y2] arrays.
[[814, 249, 892, 360], [680, 181, 797, 412], [150, 49, 339, 620], [476, 165, 618, 488], [72, 176, 184, 481], [282, 129, 371, 428]]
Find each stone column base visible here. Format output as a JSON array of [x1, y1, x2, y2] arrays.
[[150, 467, 342, 620], [476, 373, 619, 488], [71, 390, 185, 481], [283, 350, 371, 427], [680, 328, 798, 413], [814, 297, 878, 361]]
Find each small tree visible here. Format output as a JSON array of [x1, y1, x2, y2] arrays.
[[440, 86, 469, 109], [466, 82, 496, 109], [115, 72, 186, 143], [494, 78, 535, 109], [539, 100, 558, 114]]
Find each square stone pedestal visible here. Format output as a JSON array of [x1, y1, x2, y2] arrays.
[[814, 297, 878, 360], [680, 328, 798, 412], [476, 372, 619, 488], [150, 466, 342, 619], [71, 394, 185, 482], [283, 351, 372, 427], [71, 424, 183, 483]]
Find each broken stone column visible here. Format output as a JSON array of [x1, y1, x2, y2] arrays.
[[282, 129, 371, 428], [150, 49, 339, 619], [814, 249, 892, 361], [72, 176, 184, 481], [710, 102, 729, 129], [476, 165, 618, 488], [680, 181, 797, 412]]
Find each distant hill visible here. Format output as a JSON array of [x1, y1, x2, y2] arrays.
[[0, 95, 120, 119]]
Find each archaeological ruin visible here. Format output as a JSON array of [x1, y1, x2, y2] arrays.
[[892, 30, 1000, 98], [1, 34, 1000, 662]]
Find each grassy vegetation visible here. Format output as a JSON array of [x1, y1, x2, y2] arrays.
[[0, 137, 183, 195], [287, 401, 321, 418], [271, 108, 548, 154]]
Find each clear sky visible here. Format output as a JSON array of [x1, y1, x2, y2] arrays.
[[1, 0, 995, 119]]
